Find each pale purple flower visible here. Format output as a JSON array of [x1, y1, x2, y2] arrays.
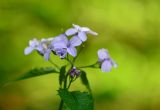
[[24, 38, 53, 60], [65, 24, 98, 42], [24, 38, 39, 55], [54, 48, 67, 59], [51, 34, 82, 57], [69, 67, 81, 77], [98, 48, 117, 72]]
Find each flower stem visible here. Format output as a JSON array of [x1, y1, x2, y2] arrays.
[[77, 62, 98, 68], [58, 100, 63, 110], [58, 56, 73, 110], [49, 60, 60, 70], [73, 45, 84, 64]]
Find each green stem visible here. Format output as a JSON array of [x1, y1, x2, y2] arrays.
[[58, 100, 63, 110], [73, 45, 84, 64], [77, 62, 98, 68], [67, 78, 73, 89], [49, 60, 60, 70], [58, 54, 75, 110], [58, 64, 73, 110]]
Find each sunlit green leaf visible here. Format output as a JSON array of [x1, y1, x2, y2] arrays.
[[58, 89, 93, 110], [16, 67, 58, 81], [80, 71, 91, 92]]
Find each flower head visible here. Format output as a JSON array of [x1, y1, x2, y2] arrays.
[[69, 67, 81, 77], [98, 48, 117, 72], [24, 38, 53, 60], [65, 24, 98, 42], [24, 38, 39, 55], [54, 48, 67, 59], [51, 34, 82, 57]]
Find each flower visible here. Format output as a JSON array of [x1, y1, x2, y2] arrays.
[[97, 48, 117, 72], [65, 24, 98, 42], [24, 38, 53, 60], [54, 48, 67, 59], [69, 67, 81, 77], [24, 38, 40, 55], [51, 34, 82, 57]]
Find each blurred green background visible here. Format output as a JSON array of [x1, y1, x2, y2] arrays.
[[0, 0, 160, 110]]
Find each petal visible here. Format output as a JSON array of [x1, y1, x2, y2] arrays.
[[67, 47, 77, 57], [47, 37, 54, 41], [24, 47, 34, 55], [65, 28, 78, 36], [52, 34, 68, 49], [53, 41, 67, 49], [78, 31, 87, 42], [55, 48, 67, 59], [29, 38, 39, 47], [72, 24, 80, 30], [87, 30, 98, 36], [101, 60, 112, 72], [53, 34, 68, 43], [81, 27, 98, 35], [44, 49, 51, 61], [36, 45, 44, 54], [41, 38, 48, 43], [70, 36, 82, 47], [98, 48, 109, 61], [81, 27, 90, 32]]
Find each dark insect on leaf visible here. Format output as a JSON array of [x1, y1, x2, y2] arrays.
[[58, 89, 93, 110]]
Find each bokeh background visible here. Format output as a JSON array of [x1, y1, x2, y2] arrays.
[[0, 0, 160, 110]]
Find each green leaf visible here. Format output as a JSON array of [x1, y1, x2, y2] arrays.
[[80, 71, 91, 92], [59, 66, 66, 87], [58, 89, 93, 110], [16, 67, 58, 81]]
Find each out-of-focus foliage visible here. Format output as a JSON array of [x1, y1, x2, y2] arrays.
[[0, 0, 160, 110]]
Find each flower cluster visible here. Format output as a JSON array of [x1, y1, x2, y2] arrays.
[[24, 24, 97, 60], [24, 24, 117, 73]]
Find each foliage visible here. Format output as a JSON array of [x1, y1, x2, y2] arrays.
[[58, 89, 93, 110], [16, 67, 58, 81]]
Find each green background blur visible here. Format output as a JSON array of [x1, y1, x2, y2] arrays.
[[0, 0, 160, 110]]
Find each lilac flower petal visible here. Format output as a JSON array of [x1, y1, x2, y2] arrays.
[[81, 27, 98, 35], [98, 48, 109, 61], [37, 45, 44, 54], [29, 39, 39, 47], [67, 47, 77, 57], [44, 49, 51, 60], [41, 38, 48, 42], [54, 48, 67, 59], [53, 34, 68, 43], [81, 27, 90, 32], [87, 30, 98, 36], [24, 47, 34, 55], [70, 36, 82, 47], [53, 41, 67, 49], [101, 60, 112, 72], [65, 28, 77, 36], [72, 24, 80, 30], [47, 37, 54, 41], [52, 35, 68, 49], [78, 31, 87, 42]]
